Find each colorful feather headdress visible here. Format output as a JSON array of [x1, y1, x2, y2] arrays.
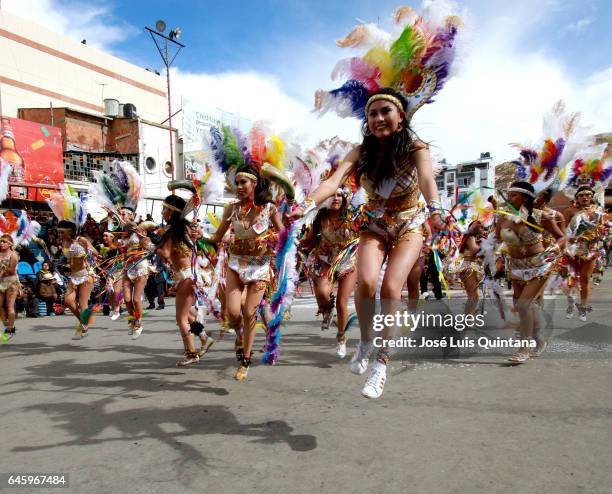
[[202, 122, 296, 202], [314, 3, 462, 121], [0, 209, 41, 246], [563, 145, 612, 198], [510, 101, 612, 197], [89, 160, 142, 212], [46, 183, 87, 227]]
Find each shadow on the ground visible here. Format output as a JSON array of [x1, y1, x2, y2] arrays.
[[12, 397, 316, 464]]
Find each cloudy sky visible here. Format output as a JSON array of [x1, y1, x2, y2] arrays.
[[4, 0, 611, 163]]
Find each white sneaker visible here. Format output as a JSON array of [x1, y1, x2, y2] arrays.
[[336, 340, 347, 359], [361, 360, 387, 399], [110, 310, 120, 321], [350, 341, 375, 375], [72, 326, 82, 340], [132, 324, 143, 340]]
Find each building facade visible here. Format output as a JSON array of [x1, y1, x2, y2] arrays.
[[435, 152, 495, 199]]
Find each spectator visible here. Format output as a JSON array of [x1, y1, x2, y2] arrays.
[[37, 261, 57, 316]]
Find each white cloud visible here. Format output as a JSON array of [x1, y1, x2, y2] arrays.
[[2, 0, 137, 50], [411, 10, 612, 164], [172, 68, 362, 147], [562, 16, 593, 34]]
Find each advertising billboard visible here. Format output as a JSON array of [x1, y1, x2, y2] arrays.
[[0, 117, 64, 201]]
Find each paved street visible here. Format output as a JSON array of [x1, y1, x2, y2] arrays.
[[1, 276, 611, 494]]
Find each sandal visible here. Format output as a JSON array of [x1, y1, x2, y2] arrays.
[[530, 339, 547, 357], [507, 351, 530, 364]]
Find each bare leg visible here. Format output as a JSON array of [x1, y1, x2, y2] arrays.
[[378, 233, 423, 352], [64, 283, 80, 322], [2, 289, 18, 329], [336, 270, 357, 338], [406, 256, 424, 312], [131, 275, 148, 320], [77, 280, 94, 328], [242, 281, 267, 359], [122, 277, 134, 317], [462, 272, 480, 316], [0, 291, 6, 326], [175, 279, 197, 353], [355, 232, 386, 342]]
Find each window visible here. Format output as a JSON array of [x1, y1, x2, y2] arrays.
[[163, 161, 173, 177], [460, 177, 471, 187], [446, 173, 455, 183], [145, 157, 156, 173]]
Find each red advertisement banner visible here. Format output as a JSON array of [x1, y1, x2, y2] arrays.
[[0, 116, 64, 201]]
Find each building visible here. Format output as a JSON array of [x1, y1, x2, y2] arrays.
[[435, 152, 495, 199], [0, 9, 182, 218], [19, 107, 179, 219], [0, 9, 167, 123]]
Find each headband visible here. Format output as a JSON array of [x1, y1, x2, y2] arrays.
[[236, 171, 258, 182], [507, 187, 536, 198], [163, 202, 184, 213], [575, 189, 594, 196], [365, 94, 404, 115]]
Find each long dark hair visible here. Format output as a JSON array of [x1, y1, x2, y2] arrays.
[[311, 192, 349, 241], [357, 88, 420, 189], [157, 195, 193, 251], [236, 165, 273, 206], [510, 181, 538, 231]]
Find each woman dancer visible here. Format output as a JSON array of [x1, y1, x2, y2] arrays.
[[117, 207, 152, 339], [209, 165, 284, 380], [90, 160, 148, 339], [295, 6, 462, 398], [302, 188, 359, 357], [457, 221, 485, 316], [495, 182, 565, 363], [155, 194, 214, 366], [45, 185, 96, 339], [0, 234, 20, 341], [563, 186, 609, 321], [99, 231, 122, 320]]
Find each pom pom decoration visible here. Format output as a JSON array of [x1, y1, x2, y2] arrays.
[[46, 183, 88, 227], [315, 4, 462, 121], [0, 209, 41, 246], [89, 160, 142, 213]]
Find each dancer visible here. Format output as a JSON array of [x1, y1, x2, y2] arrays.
[[98, 231, 122, 320], [563, 186, 610, 321], [457, 221, 485, 316], [496, 182, 565, 363], [302, 188, 360, 357], [46, 185, 96, 340], [156, 195, 214, 366], [294, 5, 461, 398], [0, 234, 19, 341], [209, 165, 284, 380], [89, 160, 149, 339]]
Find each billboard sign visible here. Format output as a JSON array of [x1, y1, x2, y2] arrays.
[[1, 117, 64, 201]]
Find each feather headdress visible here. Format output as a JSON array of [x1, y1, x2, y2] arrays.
[[46, 183, 87, 227], [315, 3, 462, 121], [0, 209, 41, 246], [510, 101, 612, 197], [89, 160, 142, 212]]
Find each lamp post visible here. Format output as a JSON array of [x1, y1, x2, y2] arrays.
[[145, 20, 184, 181]]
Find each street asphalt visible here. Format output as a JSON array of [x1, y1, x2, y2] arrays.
[[1, 274, 611, 493]]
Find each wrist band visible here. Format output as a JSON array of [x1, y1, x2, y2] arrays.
[[300, 198, 316, 215]]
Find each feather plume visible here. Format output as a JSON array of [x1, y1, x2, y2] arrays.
[[222, 125, 245, 169]]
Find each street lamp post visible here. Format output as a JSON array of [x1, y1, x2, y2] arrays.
[[145, 21, 184, 182]]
